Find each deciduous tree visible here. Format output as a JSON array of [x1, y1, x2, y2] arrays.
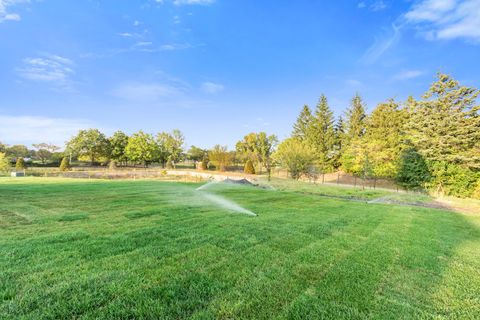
[[273, 138, 316, 180], [208, 145, 231, 171], [66, 129, 110, 164], [125, 131, 158, 167], [109, 131, 129, 165]]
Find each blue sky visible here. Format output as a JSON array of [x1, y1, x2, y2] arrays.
[[1, 0, 479, 149]]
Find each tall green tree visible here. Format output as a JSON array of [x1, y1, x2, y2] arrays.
[[364, 99, 407, 179], [125, 131, 158, 167], [308, 94, 335, 170], [331, 116, 345, 169], [341, 94, 367, 175], [344, 93, 367, 143], [408, 73, 480, 169], [292, 105, 314, 140], [109, 131, 129, 165], [236, 132, 277, 176], [157, 130, 185, 168], [66, 129, 110, 164]]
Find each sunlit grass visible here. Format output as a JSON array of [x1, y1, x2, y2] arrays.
[[1, 178, 479, 319]]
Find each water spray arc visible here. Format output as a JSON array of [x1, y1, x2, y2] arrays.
[[195, 181, 257, 217]]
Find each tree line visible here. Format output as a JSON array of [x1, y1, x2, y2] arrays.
[[1, 73, 478, 198], [275, 73, 480, 198]]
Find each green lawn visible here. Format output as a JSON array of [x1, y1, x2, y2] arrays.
[[1, 178, 479, 319]]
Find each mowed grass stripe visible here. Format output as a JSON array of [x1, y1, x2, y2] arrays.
[[0, 178, 479, 319]]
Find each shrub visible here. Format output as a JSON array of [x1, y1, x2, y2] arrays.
[[395, 148, 430, 191], [15, 157, 26, 170], [244, 160, 255, 174], [428, 161, 479, 198], [472, 180, 480, 200], [0, 152, 9, 172], [59, 157, 71, 171]]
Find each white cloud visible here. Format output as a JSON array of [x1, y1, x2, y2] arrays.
[[405, 0, 480, 42], [0, 115, 95, 147], [111, 83, 184, 101], [393, 70, 425, 80], [361, 22, 402, 64], [200, 82, 224, 94], [0, 0, 26, 22], [371, 0, 387, 11], [17, 54, 75, 85], [173, 0, 215, 5], [357, 1, 387, 11]]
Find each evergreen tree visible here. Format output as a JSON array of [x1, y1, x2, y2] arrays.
[[344, 93, 367, 143], [15, 157, 26, 170], [331, 116, 345, 169], [59, 157, 71, 172], [395, 148, 431, 190], [408, 73, 480, 169], [292, 105, 314, 140], [308, 94, 336, 170], [341, 93, 367, 175]]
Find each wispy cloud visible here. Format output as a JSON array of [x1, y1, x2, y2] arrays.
[[200, 81, 224, 94], [393, 69, 425, 80], [0, 115, 95, 147], [357, 0, 387, 11], [111, 83, 184, 102], [17, 54, 75, 86], [405, 0, 480, 43], [371, 0, 387, 11], [361, 22, 402, 64], [173, 0, 215, 5], [0, 0, 26, 22]]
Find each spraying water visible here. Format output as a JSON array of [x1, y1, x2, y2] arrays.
[[195, 180, 217, 191], [196, 181, 257, 217]]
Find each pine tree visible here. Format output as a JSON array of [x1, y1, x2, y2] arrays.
[[341, 94, 367, 175], [59, 157, 71, 171], [292, 105, 314, 140], [244, 159, 255, 174], [308, 94, 335, 169], [344, 93, 367, 143], [408, 73, 480, 169], [331, 116, 345, 169], [15, 157, 26, 170]]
